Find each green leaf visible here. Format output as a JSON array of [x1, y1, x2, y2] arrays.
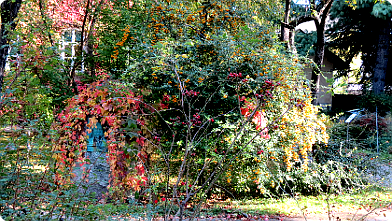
[[152, 42, 164, 49]]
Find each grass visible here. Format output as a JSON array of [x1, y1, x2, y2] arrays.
[[2, 123, 392, 220], [47, 186, 388, 221], [208, 187, 392, 217]]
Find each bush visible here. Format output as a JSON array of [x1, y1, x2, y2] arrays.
[[70, 0, 332, 217], [310, 112, 392, 196], [0, 116, 102, 220], [1, 0, 337, 219]]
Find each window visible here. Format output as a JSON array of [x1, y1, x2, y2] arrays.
[[60, 29, 84, 72], [5, 36, 21, 71]]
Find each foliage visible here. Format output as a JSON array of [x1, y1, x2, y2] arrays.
[[328, 0, 378, 67], [52, 78, 147, 192], [76, 1, 330, 216], [328, 0, 392, 89], [352, 0, 392, 20], [357, 93, 392, 115], [0, 93, 103, 220], [311, 112, 392, 196], [295, 30, 316, 57], [4, 0, 386, 220]]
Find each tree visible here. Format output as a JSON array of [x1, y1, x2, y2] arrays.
[[373, 17, 390, 94], [43, 0, 107, 89], [328, 0, 392, 94], [281, 0, 334, 100], [370, 0, 392, 94], [93, 1, 328, 218], [0, 0, 22, 92]]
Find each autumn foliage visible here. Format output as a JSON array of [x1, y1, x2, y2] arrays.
[[0, 0, 386, 220], [53, 78, 147, 189], [62, 0, 329, 198], [8, 0, 330, 210]]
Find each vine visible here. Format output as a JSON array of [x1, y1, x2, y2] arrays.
[[53, 77, 147, 191]]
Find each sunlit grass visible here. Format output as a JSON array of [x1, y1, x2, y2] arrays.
[[211, 187, 392, 216]]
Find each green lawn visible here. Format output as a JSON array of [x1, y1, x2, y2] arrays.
[[206, 187, 392, 217]]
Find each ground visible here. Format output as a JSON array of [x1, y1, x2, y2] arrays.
[[109, 163, 392, 221]]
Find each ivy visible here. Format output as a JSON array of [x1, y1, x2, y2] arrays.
[[53, 77, 148, 191]]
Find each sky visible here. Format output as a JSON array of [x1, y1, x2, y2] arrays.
[[296, 21, 316, 32]]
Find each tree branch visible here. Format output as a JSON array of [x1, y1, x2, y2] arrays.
[[281, 21, 295, 30], [38, 0, 54, 47], [319, 0, 334, 20]]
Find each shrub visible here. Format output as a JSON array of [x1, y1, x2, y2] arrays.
[[0, 100, 102, 220], [89, 0, 330, 215]]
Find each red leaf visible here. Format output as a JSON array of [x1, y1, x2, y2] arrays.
[[95, 106, 102, 115], [136, 164, 145, 176], [136, 137, 145, 147], [241, 107, 249, 116], [137, 119, 145, 126]]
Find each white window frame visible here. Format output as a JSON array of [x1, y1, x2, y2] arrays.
[[60, 29, 84, 73], [5, 35, 21, 71]]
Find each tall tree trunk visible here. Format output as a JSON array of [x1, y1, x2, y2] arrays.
[[0, 0, 22, 93], [373, 18, 390, 95], [310, 0, 333, 103], [310, 23, 325, 103]]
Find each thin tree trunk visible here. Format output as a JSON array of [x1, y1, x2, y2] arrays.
[[0, 36, 8, 93], [373, 18, 390, 95], [289, 28, 297, 54], [281, 0, 296, 53], [38, 0, 54, 47], [0, 0, 22, 92]]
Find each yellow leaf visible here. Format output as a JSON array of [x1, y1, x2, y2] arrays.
[[89, 117, 98, 128]]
